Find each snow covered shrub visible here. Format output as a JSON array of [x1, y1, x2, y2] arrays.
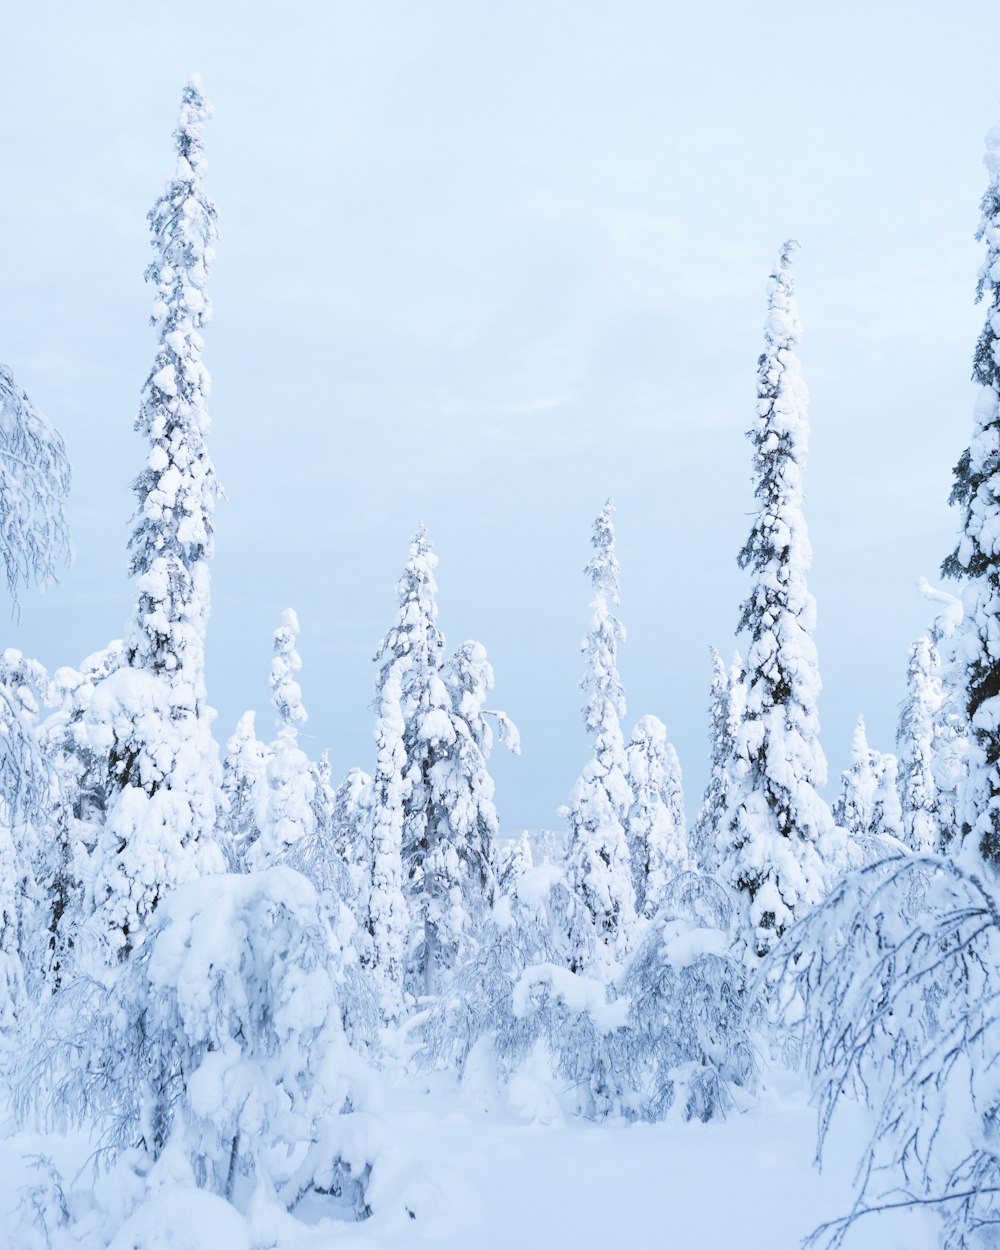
[[417, 865, 756, 1126], [770, 853, 1000, 1250], [616, 871, 758, 1123], [13, 868, 385, 1238]]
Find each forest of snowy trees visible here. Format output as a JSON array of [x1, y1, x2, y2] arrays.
[[1, 79, 999, 1249]]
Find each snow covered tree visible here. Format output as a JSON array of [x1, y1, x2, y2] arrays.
[[833, 716, 904, 865], [0, 363, 71, 612], [0, 364, 72, 998], [942, 120, 1000, 865], [37, 645, 124, 986], [0, 649, 54, 1019], [370, 527, 445, 980], [14, 869, 393, 1240], [497, 830, 533, 894], [415, 640, 518, 993], [924, 587, 970, 853], [690, 649, 742, 875], [720, 243, 839, 958], [368, 530, 518, 996], [286, 755, 366, 937], [624, 714, 687, 918], [248, 609, 315, 869], [220, 710, 269, 867], [564, 500, 637, 969], [897, 637, 945, 853], [88, 78, 224, 957], [364, 660, 409, 1020]]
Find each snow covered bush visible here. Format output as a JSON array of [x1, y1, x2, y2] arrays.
[[12, 868, 388, 1242], [417, 863, 756, 1127], [616, 871, 758, 1123]]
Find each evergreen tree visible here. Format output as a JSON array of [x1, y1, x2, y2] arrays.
[[921, 584, 970, 851], [286, 754, 363, 912], [418, 640, 518, 993], [720, 243, 838, 958], [370, 527, 448, 994], [249, 608, 315, 869], [832, 716, 877, 836], [221, 710, 270, 867], [942, 121, 1000, 864], [690, 648, 741, 874], [896, 637, 942, 853], [364, 661, 409, 1020], [564, 500, 636, 968], [88, 79, 224, 956], [625, 714, 687, 918], [0, 649, 53, 1019], [832, 715, 902, 863]]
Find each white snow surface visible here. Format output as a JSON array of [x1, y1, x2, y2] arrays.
[[0, 1071, 937, 1249]]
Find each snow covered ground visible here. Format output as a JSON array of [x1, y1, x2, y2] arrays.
[[0, 1070, 938, 1250]]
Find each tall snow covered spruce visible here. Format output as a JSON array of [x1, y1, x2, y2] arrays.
[[942, 122, 1000, 865], [88, 78, 224, 956], [719, 243, 838, 958], [564, 500, 636, 967], [690, 648, 742, 874]]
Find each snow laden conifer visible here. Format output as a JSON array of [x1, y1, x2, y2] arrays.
[[720, 243, 838, 958], [365, 661, 409, 1020], [417, 639, 519, 992], [833, 716, 903, 864], [370, 526, 446, 995], [220, 710, 269, 867], [248, 608, 315, 869], [564, 500, 636, 968], [942, 122, 1000, 864], [690, 649, 742, 874], [897, 637, 944, 853], [918, 581, 970, 851], [624, 714, 687, 918], [88, 79, 224, 957]]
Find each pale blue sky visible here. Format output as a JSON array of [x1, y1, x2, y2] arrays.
[[1, 2, 996, 829]]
